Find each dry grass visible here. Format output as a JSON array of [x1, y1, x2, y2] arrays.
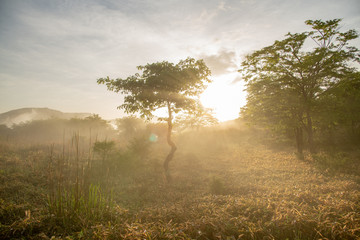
[[0, 129, 359, 239]]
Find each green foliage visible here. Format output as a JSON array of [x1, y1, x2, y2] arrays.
[[240, 18, 360, 153], [115, 116, 146, 139], [315, 71, 360, 144], [97, 57, 211, 120], [93, 140, 115, 163]]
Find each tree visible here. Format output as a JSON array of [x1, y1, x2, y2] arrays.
[[175, 102, 218, 131], [240, 19, 359, 155], [315, 71, 360, 144], [97, 57, 211, 182], [333, 72, 360, 141], [93, 140, 115, 165], [115, 116, 145, 139]]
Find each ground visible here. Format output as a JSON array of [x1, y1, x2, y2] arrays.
[[0, 129, 359, 239]]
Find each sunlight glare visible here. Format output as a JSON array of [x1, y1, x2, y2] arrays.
[[151, 73, 246, 122], [200, 73, 246, 122]]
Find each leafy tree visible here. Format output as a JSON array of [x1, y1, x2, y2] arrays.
[[333, 72, 360, 140], [315, 71, 360, 144], [115, 116, 145, 139], [97, 57, 211, 182], [93, 140, 115, 165], [175, 102, 218, 131], [240, 19, 359, 155]]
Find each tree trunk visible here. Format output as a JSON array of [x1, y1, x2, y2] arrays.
[[294, 126, 304, 159], [305, 112, 315, 153], [163, 102, 177, 183]]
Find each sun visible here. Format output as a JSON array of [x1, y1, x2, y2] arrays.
[[151, 73, 246, 122], [200, 73, 246, 122]]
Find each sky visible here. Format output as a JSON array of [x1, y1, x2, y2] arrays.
[[0, 0, 359, 121]]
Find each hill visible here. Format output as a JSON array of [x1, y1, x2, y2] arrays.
[[0, 108, 92, 127]]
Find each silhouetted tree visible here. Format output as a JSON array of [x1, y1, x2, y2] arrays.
[[240, 19, 359, 155], [97, 57, 211, 182]]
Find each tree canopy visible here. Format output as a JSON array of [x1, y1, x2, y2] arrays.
[[97, 57, 211, 120], [240, 19, 359, 154]]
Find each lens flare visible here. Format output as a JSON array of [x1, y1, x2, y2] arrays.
[[149, 133, 158, 142]]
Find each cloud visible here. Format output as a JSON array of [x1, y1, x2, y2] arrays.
[[200, 49, 237, 76], [1, 0, 359, 119]]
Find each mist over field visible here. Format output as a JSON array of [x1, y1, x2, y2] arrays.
[[1, 102, 360, 239], [1, 1, 360, 239]]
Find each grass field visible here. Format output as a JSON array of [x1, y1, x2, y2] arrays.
[[1, 128, 360, 239]]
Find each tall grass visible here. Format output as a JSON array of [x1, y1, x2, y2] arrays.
[[46, 132, 115, 231], [47, 184, 113, 227]]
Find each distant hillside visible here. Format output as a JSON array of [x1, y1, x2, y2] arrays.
[[0, 108, 92, 127]]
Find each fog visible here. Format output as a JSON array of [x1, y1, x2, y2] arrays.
[[1, 112, 359, 239]]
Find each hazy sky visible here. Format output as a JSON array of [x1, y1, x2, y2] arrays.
[[1, 0, 359, 121]]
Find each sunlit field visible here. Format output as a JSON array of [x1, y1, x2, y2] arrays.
[[1, 119, 359, 239], [1, 11, 360, 240]]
